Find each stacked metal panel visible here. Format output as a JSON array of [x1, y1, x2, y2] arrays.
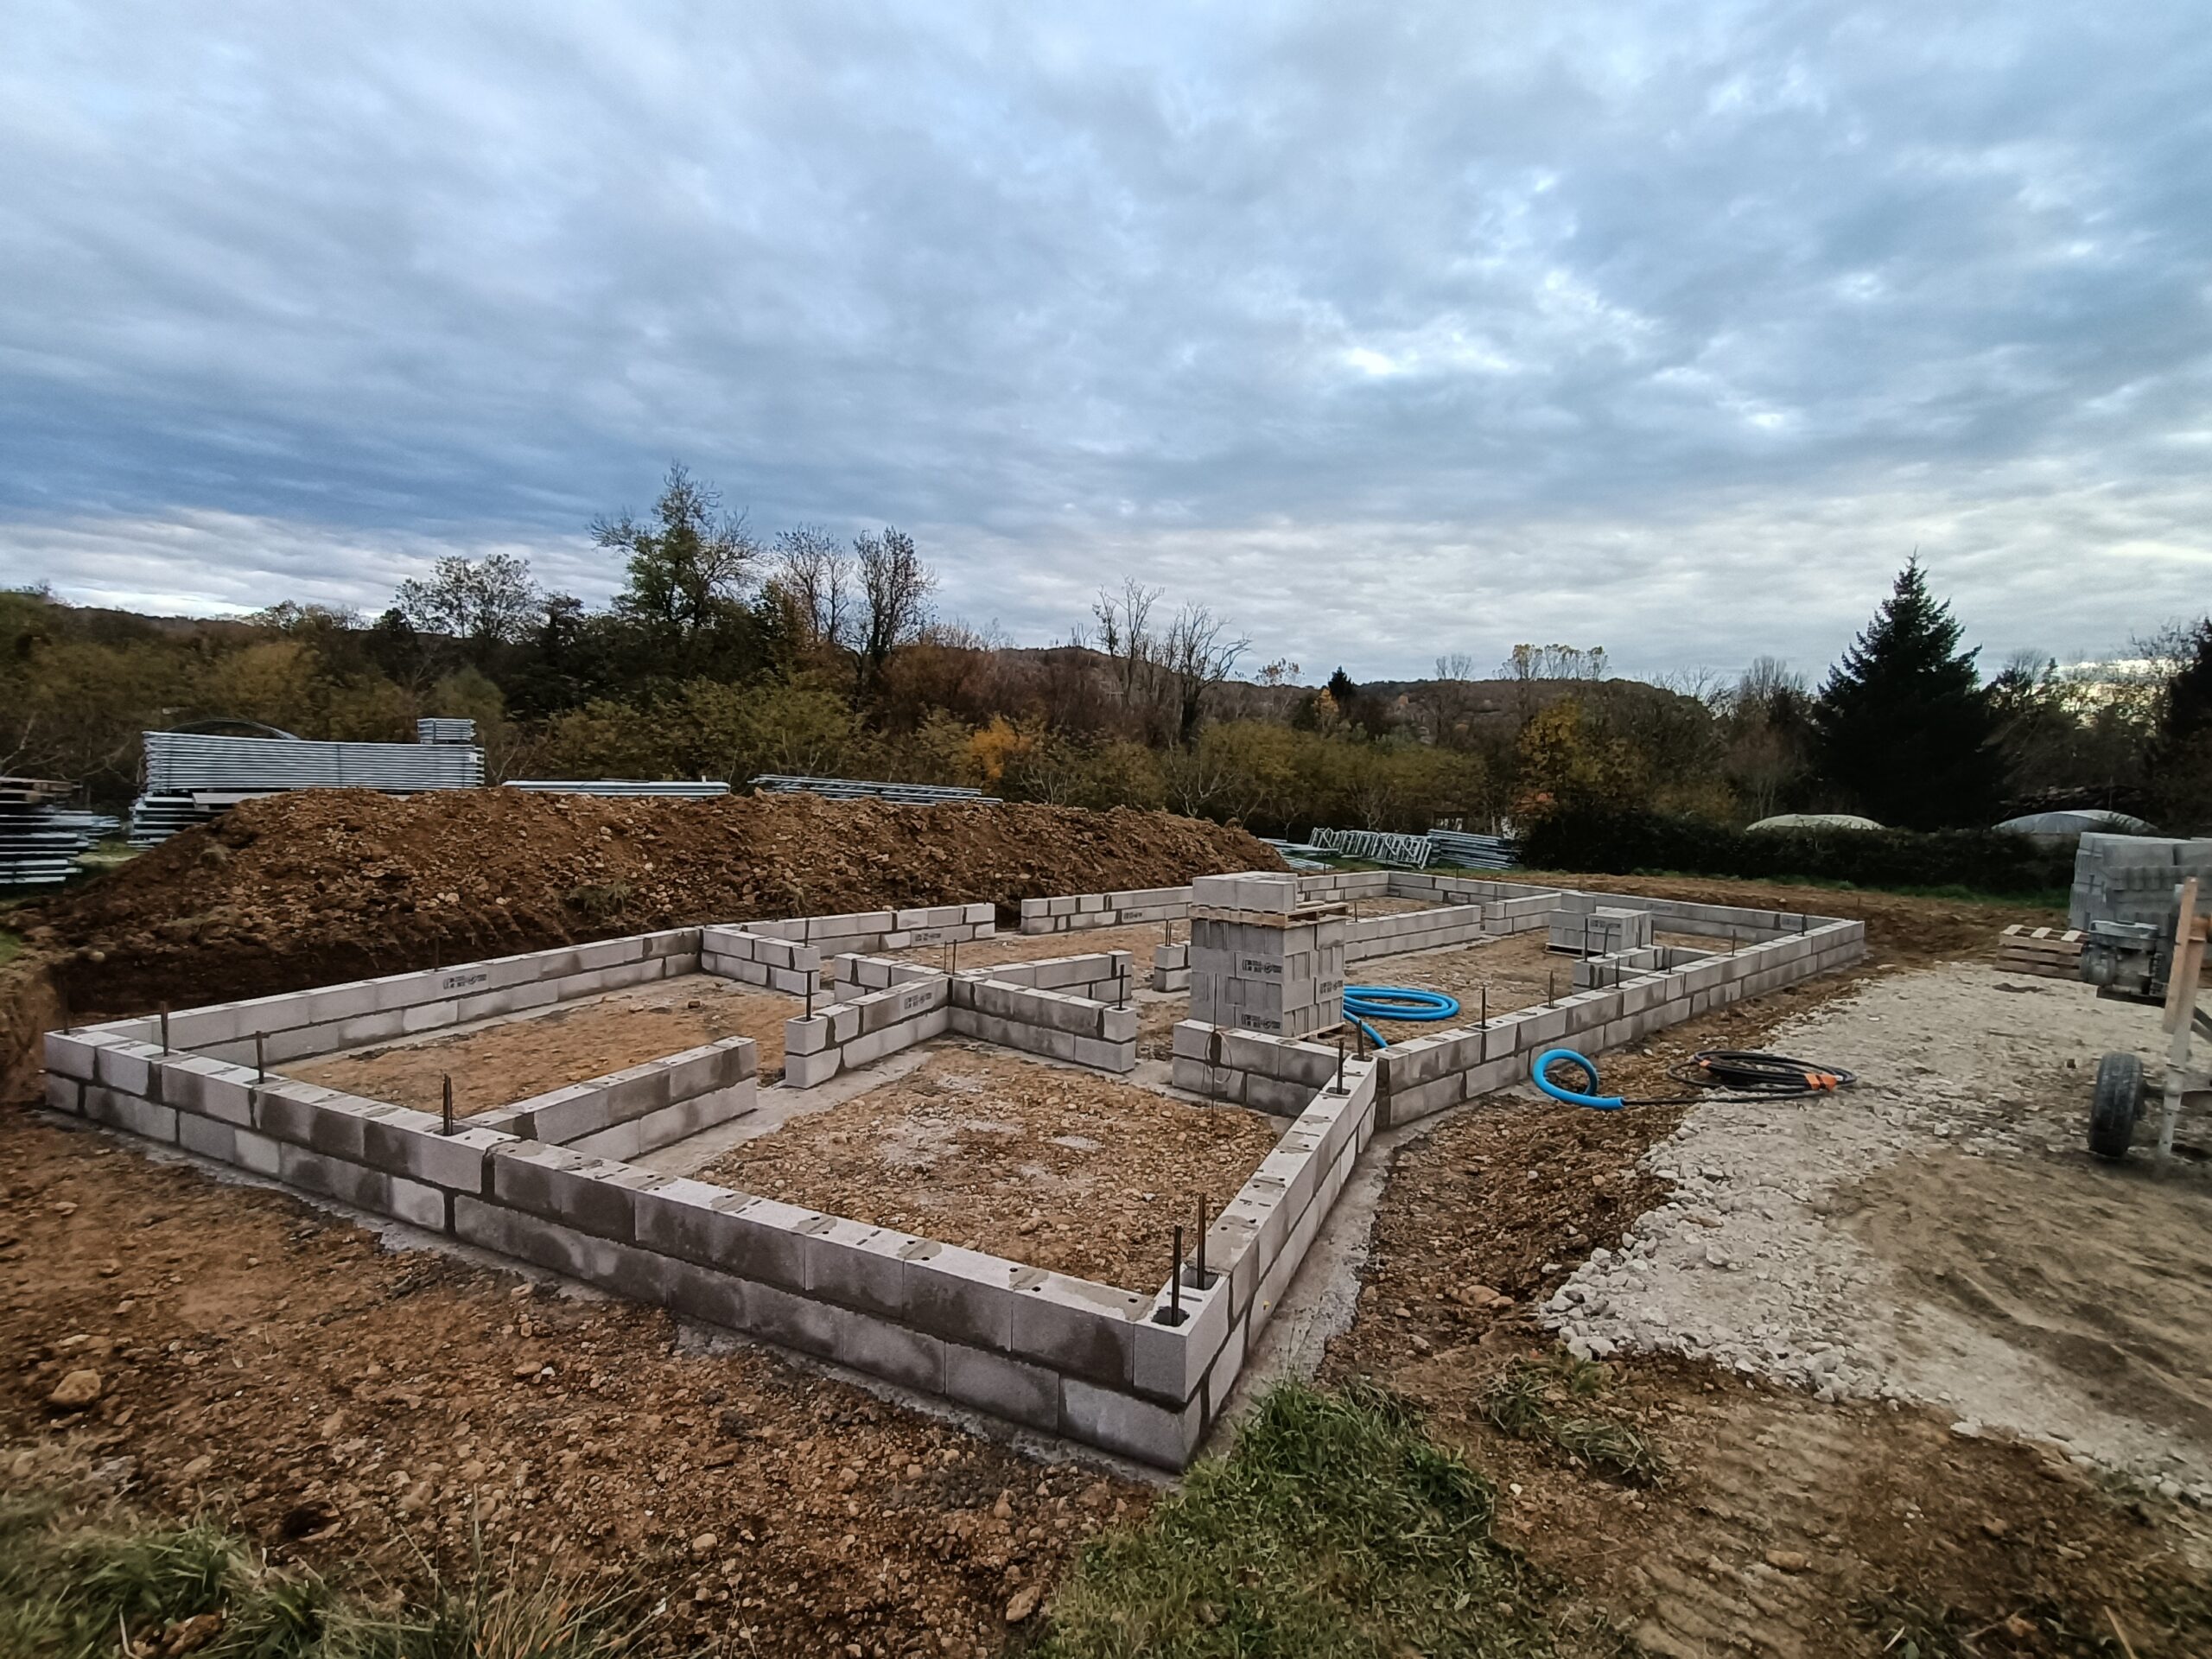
[[505, 779, 730, 798], [749, 773, 1000, 805], [1312, 827, 1434, 868], [1424, 829, 1519, 870], [2069, 832, 2212, 931], [130, 730, 486, 845], [0, 780, 118, 888], [415, 717, 478, 745]]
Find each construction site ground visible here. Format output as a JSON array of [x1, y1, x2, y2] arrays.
[[11, 865, 2212, 1654], [292, 973, 800, 1111], [693, 1046, 1281, 1294]]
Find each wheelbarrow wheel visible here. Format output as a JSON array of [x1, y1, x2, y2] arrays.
[[2088, 1051, 2144, 1161]]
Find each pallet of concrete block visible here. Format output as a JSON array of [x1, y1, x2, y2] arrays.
[[1547, 904, 1652, 956], [2069, 833, 2212, 930], [1996, 925, 2085, 980]]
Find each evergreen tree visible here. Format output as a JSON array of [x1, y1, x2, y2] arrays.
[[1811, 560, 2005, 829], [2150, 618, 2212, 830]]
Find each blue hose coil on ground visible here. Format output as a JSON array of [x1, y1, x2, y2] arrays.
[[1341, 985, 1461, 1049], [1532, 1047, 1624, 1111]]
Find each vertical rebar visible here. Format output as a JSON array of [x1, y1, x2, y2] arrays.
[[1118, 966, 1128, 1010], [1480, 985, 1487, 1026], [1547, 969, 1555, 1002], [950, 939, 959, 976], [1333, 1035, 1345, 1092], [1170, 1225, 1185, 1323], [159, 1004, 170, 1052], [1194, 1194, 1208, 1288], [254, 1031, 265, 1082], [805, 982, 815, 1020], [442, 1074, 454, 1136]]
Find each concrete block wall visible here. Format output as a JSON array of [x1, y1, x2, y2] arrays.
[[1017, 886, 1192, 936], [1344, 903, 1490, 963], [782, 975, 953, 1088], [1153, 940, 1190, 993], [41, 1014, 1239, 1468], [1176, 915, 1866, 1127], [1572, 944, 1713, 990], [473, 1037, 759, 1161], [978, 950, 1136, 1003], [1293, 870, 1393, 900], [701, 926, 823, 995], [747, 904, 996, 956], [162, 930, 706, 1069], [947, 976, 1139, 1073], [831, 953, 946, 996], [2071, 833, 2212, 930]]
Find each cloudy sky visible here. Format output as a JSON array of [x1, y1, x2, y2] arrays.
[[4, 2, 2209, 682]]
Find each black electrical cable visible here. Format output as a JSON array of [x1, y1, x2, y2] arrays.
[[1649, 1048, 1857, 1103]]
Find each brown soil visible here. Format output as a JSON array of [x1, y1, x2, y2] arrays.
[[292, 974, 799, 1114], [16, 789, 1280, 1031], [1319, 963, 2212, 1656], [698, 1047, 1281, 1294], [0, 1112, 1148, 1659]]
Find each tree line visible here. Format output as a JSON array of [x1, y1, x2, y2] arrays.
[[4, 467, 2209, 839]]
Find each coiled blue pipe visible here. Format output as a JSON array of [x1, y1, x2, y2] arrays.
[[1532, 1047, 1624, 1111], [1341, 985, 1461, 1049]]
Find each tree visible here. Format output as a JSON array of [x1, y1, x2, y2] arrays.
[[594, 465, 759, 654], [1160, 603, 1249, 746], [1810, 559, 2004, 829], [852, 526, 934, 699], [767, 525, 851, 655], [2148, 618, 2212, 830], [391, 553, 542, 660]]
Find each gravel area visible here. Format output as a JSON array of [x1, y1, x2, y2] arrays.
[[1543, 964, 2212, 1503]]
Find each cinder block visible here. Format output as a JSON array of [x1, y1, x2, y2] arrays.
[[44, 1072, 81, 1114], [943, 1341, 1058, 1430], [1058, 1376, 1201, 1470], [800, 1217, 916, 1319], [1007, 1271, 1145, 1385], [901, 1241, 1023, 1351], [451, 1195, 665, 1300]]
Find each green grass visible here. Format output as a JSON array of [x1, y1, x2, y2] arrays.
[[0, 929, 21, 969], [1475, 1357, 1664, 1486], [1038, 1381, 1558, 1657], [0, 1480, 638, 1659]]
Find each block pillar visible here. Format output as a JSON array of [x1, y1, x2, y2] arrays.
[[1186, 872, 1346, 1039]]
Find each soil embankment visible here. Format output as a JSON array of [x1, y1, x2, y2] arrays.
[[2, 789, 1281, 1096]]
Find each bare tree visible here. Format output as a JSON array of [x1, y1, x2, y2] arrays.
[[1160, 603, 1249, 746], [769, 525, 850, 651], [853, 526, 935, 697], [1091, 580, 1162, 719]]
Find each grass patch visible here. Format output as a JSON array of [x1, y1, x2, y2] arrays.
[[0, 1475, 638, 1659], [1038, 1380, 1556, 1657], [1476, 1357, 1663, 1486], [0, 929, 21, 969]]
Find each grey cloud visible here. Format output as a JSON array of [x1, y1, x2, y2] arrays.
[[3, 0, 2209, 680]]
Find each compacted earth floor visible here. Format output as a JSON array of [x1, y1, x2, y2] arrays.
[[696, 1046, 1281, 1294], [291, 973, 802, 1112]]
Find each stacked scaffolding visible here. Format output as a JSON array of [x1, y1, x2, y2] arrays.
[[130, 729, 486, 846]]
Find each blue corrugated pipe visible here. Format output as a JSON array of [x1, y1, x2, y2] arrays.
[[1532, 1047, 1624, 1110], [1341, 985, 1460, 1049]]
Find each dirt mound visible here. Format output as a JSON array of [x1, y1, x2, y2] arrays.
[[17, 788, 1280, 1027]]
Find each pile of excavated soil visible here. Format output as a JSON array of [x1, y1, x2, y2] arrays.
[[15, 789, 1280, 1031]]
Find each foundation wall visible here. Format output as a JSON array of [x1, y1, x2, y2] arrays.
[[1547, 905, 1654, 956], [1017, 886, 1192, 935], [782, 976, 952, 1087], [977, 951, 1136, 1003], [748, 904, 996, 957], [946, 976, 1139, 1072], [701, 926, 823, 995], [1152, 941, 1190, 993], [1344, 903, 1491, 963], [1176, 916, 1866, 1126], [472, 1036, 759, 1161], [41, 1020, 1227, 1467], [159, 930, 707, 1068]]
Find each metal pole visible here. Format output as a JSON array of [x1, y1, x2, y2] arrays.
[[255, 1031, 265, 1083], [1547, 969, 1555, 1002], [442, 1074, 454, 1136], [158, 1004, 170, 1052], [1480, 985, 1487, 1026], [1332, 1036, 1345, 1093], [1118, 966, 1128, 1010]]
